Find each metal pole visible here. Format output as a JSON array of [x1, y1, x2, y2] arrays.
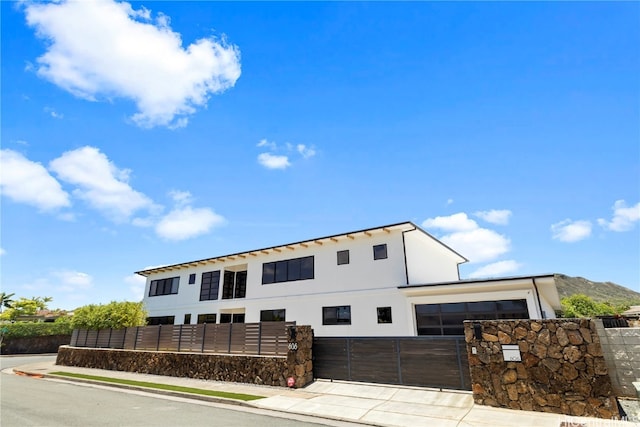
[[156, 325, 162, 351], [201, 323, 206, 353], [455, 338, 465, 390]]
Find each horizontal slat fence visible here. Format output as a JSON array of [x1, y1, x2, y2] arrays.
[[314, 336, 470, 391], [70, 322, 294, 356]]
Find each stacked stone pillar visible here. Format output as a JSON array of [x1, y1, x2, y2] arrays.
[[464, 319, 619, 419]]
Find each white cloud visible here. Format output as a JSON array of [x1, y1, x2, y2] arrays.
[[155, 206, 225, 240], [257, 138, 277, 150], [423, 212, 511, 263], [597, 200, 640, 232], [297, 144, 316, 159], [124, 273, 146, 300], [0, 248, 6, 256], [45, 107, 64, 119], [468, 260, 522, 279], [0, 149, 71, 211], [446, 199, 454, 206], [423, 212, 478, 232], [474, 209, 512, 225], [52, 270, 94, 292], [551, 219, 592, 243], [24, 0, 241, 128], [168, 190, 193, 207], [258, 153, 291, 170], [49, 146, 155, 222]]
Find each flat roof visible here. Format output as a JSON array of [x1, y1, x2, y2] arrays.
[[399, 273, 556, 289], [137, 221, 466, 277]]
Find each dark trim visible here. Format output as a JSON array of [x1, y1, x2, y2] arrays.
[[401, 228, 412, 285], [532, 277, 545, 319], [400, 273, 556, 289]]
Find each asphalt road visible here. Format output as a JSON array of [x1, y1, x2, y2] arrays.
[[0, 355, 334, 427]]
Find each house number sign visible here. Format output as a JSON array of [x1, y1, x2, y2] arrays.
[[288, 342, 298, 351]]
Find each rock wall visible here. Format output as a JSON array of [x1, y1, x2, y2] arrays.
[[464, 319, 619, 419], [1, 335, 70, 355], [595, 320, 640, 397], [57, 325, 313, 388]]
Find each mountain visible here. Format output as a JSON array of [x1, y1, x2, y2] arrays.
[[555, 274, 640, 305]]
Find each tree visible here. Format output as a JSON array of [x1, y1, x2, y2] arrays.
[[0, 292, 15, 313], [0, 296, 53, 321], [561, 294, 619, 318], [70, 301, 147, 330]]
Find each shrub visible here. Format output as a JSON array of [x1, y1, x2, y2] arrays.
[[0, 320, 74, 339]]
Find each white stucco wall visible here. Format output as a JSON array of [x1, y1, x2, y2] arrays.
[[403, 228, 465, 284]]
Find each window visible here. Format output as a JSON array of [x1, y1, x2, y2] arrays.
[[377, 307, 392, 323], [262, 256, 314, 284], [200, 271, 220, 301], [415, 299, 529, 336], [323, 305, 351, 325], [373, 244, 387, 260], [188, 274, 196, 284], [222, 270, 247, 299], [260, 309, 286, 322], [184, 314, 191, 324], [147, 316, 175, 325], [149, 277, 179, 297], [220, 313, 245, 323], [197, 313, 217, 324], [337, 250, 350, 265]]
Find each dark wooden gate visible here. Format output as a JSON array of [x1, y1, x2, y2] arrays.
[[313, 336, 471, 390]]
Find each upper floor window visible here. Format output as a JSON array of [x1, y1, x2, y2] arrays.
[[262, 256, 314, 284], [149, 277, 179, 297], [323, 305, 351, 325], [337, 250, 350, 265], [377, 306, 392, 323], [200, 271, 220, 301], [222, 270, 247, 299], [373, 244, 388, 260], [188, 273, 196, 284]]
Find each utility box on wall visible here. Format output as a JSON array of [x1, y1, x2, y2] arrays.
[[501, 345, 521, 362]]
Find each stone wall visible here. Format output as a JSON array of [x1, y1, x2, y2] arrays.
[[464, 319, 619, 419], [1, 335, 70, 355], [595, 320, 640, 397], [56, 325, 313, 388]]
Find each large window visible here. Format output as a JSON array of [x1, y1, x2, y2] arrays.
[[323, 305, 351, 325], [262, 256, 314, 284], [222, 271, 247, 299], [415, 299, 529, 336], [200, 271, 220, 301], [197, 313, 217, 324], [373, 244, 388, 260], [149, 277, 179, 297], [147, 316, 175, 325], [260, 309, 286, 322]]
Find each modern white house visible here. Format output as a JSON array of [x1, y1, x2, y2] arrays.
[[137, 221, 562, 337]]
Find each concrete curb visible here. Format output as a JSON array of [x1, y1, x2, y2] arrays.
[[14, 369, 254, 408]]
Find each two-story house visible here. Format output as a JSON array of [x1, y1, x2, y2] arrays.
[[137, 221, 561, 336]]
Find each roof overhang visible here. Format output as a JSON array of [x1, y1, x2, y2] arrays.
[[136, 221, 418, 277], [399, 274, 562, 310]]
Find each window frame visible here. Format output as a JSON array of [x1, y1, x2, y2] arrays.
[[260, 309, 286, 322], [377, 306, 393, 324], [373, 244, 388, 260], [197, 313, 217, 324], [262, 256, 314, 284], [322, 305, 352, 325], [188, 273, 196, 285], [199, 271, 220, 301], [337, 250, 350, 265], [149, 277, 180, 297]]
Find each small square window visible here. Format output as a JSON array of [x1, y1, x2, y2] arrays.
[[373, 244, 388, 260], [377, 307, 392, 324], [337, 250, 350, 265], [188, 273, 196, 284]]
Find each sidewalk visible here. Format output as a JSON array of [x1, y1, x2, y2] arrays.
[[12, 360, 640, 427]]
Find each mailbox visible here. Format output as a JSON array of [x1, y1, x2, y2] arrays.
[[501, 344, 521, 362]]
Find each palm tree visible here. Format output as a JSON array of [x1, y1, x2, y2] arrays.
[[0, 292, 15, 313]]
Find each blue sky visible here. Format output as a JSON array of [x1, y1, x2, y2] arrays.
[[1, 1, 638, 310]]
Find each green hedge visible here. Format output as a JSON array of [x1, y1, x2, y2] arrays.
[[0, 321, 74, 339]]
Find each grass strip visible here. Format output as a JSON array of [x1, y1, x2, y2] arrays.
[[49, 371, 264, 401]]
